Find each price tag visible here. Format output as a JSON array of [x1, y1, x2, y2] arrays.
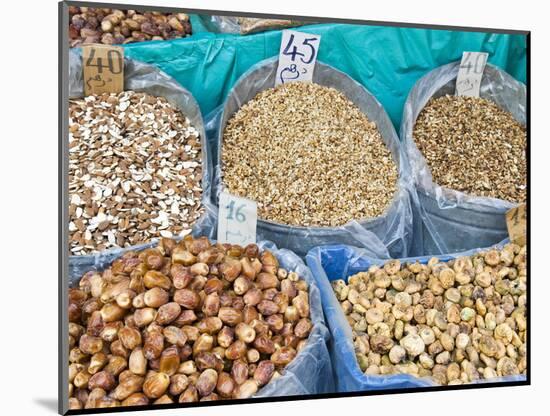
[[82, 44, 124, 96], [217, 191, 257, 245], [456, 51, 488, 97], [275, 30, 321, 85], [506, 203, 527, 246]]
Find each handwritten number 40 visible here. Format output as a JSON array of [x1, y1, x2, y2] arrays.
[[86, 48, 123, 74], [460, 53, 486, 75], [226, 201, 246, 223], [283, 34, 318, 64]]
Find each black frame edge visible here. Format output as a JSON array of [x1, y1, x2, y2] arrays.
[[59, 1, 70, 415]]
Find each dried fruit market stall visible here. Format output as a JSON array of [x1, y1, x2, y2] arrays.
[[63, 6, 528, 411]]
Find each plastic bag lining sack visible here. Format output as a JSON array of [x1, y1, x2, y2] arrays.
[[305, 241, 526, 392], [199, 56, 415, 259], [68, 239, 334, 397], [199, 15, 304, 35], [401, 61, 526, 255], [68, 49, 212, 280]]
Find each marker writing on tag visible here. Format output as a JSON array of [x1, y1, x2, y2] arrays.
[[279, 64, 305, 83], [506, 203, 527, 246], [276, 30, 321, 85], [217, 191, 257, 245], [456, 51, 488, 97], [82, 44, 124, 96]]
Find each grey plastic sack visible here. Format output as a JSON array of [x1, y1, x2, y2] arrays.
[[68, 238, 335, 397], [201, 56, 415, 259], [255, 241, 334, 396], [401, 61, 526, 255], [201, 15, 303, 35], [305, 240, 526, 392], [68, 49, 212, 280]]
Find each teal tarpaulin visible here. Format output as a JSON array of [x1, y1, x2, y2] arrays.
[[123, 19, 527, 129]]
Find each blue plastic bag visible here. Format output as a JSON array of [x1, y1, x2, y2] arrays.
[[305, 242, 526, 392], [69, 239, 335, 397]]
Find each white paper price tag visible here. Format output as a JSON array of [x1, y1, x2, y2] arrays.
[[456, 51, 489, 97], [217, 191, 257, 245], [275, 30, 321, 85]]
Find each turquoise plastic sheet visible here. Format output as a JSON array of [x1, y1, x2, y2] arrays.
[[123, 21, 527, 129]]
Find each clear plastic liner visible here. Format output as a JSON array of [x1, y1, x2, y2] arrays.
[[305, 240, 526, 392], [255, 241, 334, 396], [68, 239, 334, 397], [202, 15, 303, 35], [67, 49, 212, 278], [200, 56, 415, 259], [401, 61, 526, 255]]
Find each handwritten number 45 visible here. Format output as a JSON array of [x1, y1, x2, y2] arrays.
[[226, 201, 246, 222], [283, 34, 318, 64]]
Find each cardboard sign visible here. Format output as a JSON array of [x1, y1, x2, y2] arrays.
[[506, 203, 527, 246], [82, 44, 124, 96], [217, 191, 257, 245], [456, 51, 488, 97], [275, 30, 321, 85]]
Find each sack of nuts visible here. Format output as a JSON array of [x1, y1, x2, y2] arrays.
[[207, 57, 415, 259], [206, 15, 307, 35], [401, 61, 526, 254], [68, 50, 213, 280], [67, 236, 333, 409], [306, 240, 527, 392], [68, 7, 192, 47]]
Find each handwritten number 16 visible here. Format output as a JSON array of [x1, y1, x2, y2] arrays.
[[283, 34, 318, 64], [226, 201, 246, 222]]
